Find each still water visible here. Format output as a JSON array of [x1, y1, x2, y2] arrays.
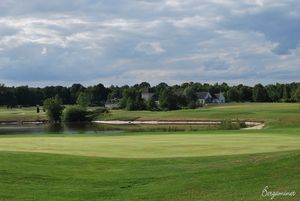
[[0, 123, 124, 135]]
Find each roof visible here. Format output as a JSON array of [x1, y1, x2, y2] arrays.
[[196, 92, 210, 99], [141, 92, 154, 96], [214, 93, 224, 98]]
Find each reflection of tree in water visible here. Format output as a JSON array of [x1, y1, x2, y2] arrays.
[[46, 123, 65, 133], [0, 123, 124, 135], [46, 123, 118, 134]]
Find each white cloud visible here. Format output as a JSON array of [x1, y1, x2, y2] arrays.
[[41, 47, 47, 55], [0, 0, 299, 86], [135, 42, 165, 55], [170, 15, 223, 28]]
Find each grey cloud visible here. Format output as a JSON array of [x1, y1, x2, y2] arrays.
[[223, 1, 300, 54], [0, 0, 299, 86]]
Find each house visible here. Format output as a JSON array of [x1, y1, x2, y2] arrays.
[[141, 88, 154, 101], [197, 92, 213, 104], [196, 92, 226, 104], [105, 98, 120, 109], [213, 93, 226, 103]]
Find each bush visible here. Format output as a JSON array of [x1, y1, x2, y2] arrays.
[[43, 96, 64, 123], [63, 106, 88, 122]]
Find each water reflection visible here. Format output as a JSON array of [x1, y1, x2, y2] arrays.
[[0, 123, 124, 135]]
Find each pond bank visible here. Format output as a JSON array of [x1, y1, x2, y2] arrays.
[[93, 120, 265, 129]]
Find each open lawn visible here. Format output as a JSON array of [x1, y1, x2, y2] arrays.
[[0, 133, 299, 158], [0, 103, 299, 200], [0, 146, 299, 201]]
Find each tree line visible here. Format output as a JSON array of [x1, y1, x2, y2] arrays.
[[0, 82, 299, 110]]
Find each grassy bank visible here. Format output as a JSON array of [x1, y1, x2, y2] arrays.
[[98, 103, 300, 128]]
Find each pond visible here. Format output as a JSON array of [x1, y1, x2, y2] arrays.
[[0, 122, 124, 135], [0, 120, 264, 135]]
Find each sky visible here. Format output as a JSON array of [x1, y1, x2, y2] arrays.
[[0, 0, 299, 87]]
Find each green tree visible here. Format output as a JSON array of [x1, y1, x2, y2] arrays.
[[121, 88, 146, 111], [227, 87, 240, 102], [293, 85, 300, 102], [282, 84, 291, 102], [70, 84, 85, 104], [63, 106, 88, 122], [146, 97, 158, 111], [266, 84, 280, 102], [88, 83, 109, 106], [43, 96, 64, 122], [159, 88, 178, 110], [184, 86, 198, 108], [253, 84, 268, 102], [76, 92, 91, 108]]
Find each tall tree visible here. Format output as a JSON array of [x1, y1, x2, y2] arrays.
[[70, 84, 85, 104], [293, 84, 300, 102], [253, 84, 268, 102], [227, 87, 240, 102], [184, 86, 198, 108], [159, 88, 178, 110], [121, 88, 146, 111], [76, 92, 91, 108], [88, 83, 109, 106], [282, 84, 290, 102]]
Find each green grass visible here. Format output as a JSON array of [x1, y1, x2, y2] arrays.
[[0, 133, 299, 158], [1, 103, 299, 130], [0, 103, 299, 200], [96, 103, 300, 131], [0, 107, 47, 121], [99, 103, 299, 120], [0, 150, 299, 201]]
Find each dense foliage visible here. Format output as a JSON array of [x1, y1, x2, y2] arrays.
[[0, 82, 299, 111], [43, 96, 64, 122], [63, 106, 88, 122], [76, 92, 91, 108]]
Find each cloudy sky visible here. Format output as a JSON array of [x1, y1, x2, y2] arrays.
[[0, 0, 299, 86]]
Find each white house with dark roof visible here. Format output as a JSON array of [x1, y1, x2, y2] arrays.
[[197, 92, 225, 104], [197, 92, 213, 104], [213, 93, 225, 103]]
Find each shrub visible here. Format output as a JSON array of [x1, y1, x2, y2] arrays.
[[43, 96, 64, 123], [63, 106, 88, 122]]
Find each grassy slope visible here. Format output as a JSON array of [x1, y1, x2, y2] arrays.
[[0, 150, 299, 201], [99, 103, 300, 122], [95, 103, 300, 132]]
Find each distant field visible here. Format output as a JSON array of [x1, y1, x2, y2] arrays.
[[0, 107, 47, 121], [99, 103, 300, 129], [99, 103, 299, 120]]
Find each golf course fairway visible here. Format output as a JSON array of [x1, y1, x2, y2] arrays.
[[0, 133, 299, 158]]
